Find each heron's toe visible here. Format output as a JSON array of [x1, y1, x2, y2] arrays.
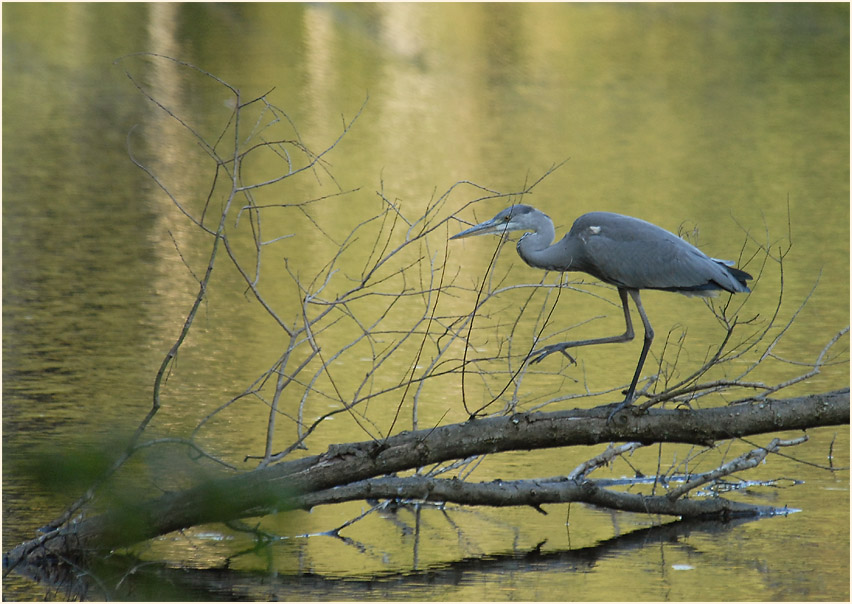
[[559, 349, 577, 365], [527, 351, 545, 364], [528, 344, 575, 365], [527, 347, 550, 364]]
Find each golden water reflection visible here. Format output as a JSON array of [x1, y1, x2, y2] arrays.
[[2, 3, 848, 600]]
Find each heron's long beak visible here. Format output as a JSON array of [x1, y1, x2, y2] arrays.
[[450, 218, 508, 240]]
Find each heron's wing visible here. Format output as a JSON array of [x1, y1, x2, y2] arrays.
[[574, 214, 744, 293]]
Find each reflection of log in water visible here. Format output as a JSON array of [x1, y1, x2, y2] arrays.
[[5, 515, 767, 601]]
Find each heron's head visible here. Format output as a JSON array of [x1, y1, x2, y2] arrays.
[[450, 204, 546, 239]]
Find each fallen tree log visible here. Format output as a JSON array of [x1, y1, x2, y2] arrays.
[[4, 388, 847, 573]]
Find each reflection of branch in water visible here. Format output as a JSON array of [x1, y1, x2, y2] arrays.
[[24, 515, 770, 601]]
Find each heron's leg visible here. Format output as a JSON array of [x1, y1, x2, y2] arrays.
[[607, 289, 654, 422], [528, 288, 635, 364]]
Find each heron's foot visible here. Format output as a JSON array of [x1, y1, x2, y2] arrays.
[[605, 397, 636, 425], [527, 343, 577, 365]]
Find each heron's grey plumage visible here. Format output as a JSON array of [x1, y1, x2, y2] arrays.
[[520, 211, 750, 294], [451, 204, 752, 420]]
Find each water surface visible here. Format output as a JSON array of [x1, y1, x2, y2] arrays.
[[3, 3, 848, 600]]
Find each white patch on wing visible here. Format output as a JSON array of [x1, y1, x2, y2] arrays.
[[588, 226, 601, 234]]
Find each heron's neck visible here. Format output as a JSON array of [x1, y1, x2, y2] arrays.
[[516, 220, 563, 270]]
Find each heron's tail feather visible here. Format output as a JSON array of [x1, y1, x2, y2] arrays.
[[670, 261, 752, 297], [724, 265, 752, 293]]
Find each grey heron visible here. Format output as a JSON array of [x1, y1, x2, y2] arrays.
[[451, 204, 751, 419]]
